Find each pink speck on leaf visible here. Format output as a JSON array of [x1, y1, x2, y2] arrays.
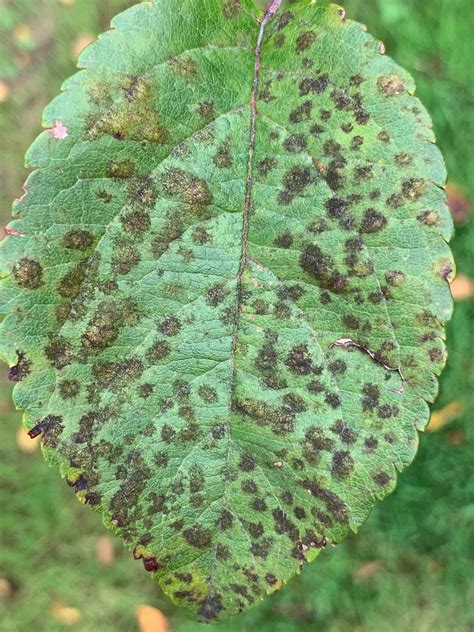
[[4, 226, 24, 237], [49, 121, 68, 140], [333, 338, 355, 347]]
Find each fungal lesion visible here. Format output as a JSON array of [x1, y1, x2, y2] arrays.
[[330, 338, 405, 392], [12, 258, 43, 289], [8, 351, 31, 382], [81, 299, 139, 354], [86, 75, 170, 144]]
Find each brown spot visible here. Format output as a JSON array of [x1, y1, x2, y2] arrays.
[[274, 230, 294, 248], [223, 0, 240, 19], [286, 344, 312, 375], [377, 74, 405, 96], [257, 157, 277, 176], [143, 557, 160, 572], [82, 300, 137, 353], [402, 178, 426, 201], [45, 337, 73, 369], [279, 165, 312, 204], [158, 315, 181, 336], [197, 101, 215, 120], [146, 340, 171, 363], [296, 31, 316, 53], [63, 229, 94, 251], [374, 472, 390, 486], [28, 415, 63, 448], [198, 593, 223, 622], [206, 282, 229, 306], [8, 352, 31, 382], [121, 210, 151, 234], [331, 451, 354, 479], [184, 524, 212, 549], [289, 101, 312, 124], [213, 142, 233, 168], [107, 160, 135, 179], [59, 379, 80, 399], [283, 133, 307, 153], [162, 168, 213, 208], [13, 258, 43, 289], [360, 209, 387, 233], [417, 210, 440, 226], [299, 74, 329, 96]]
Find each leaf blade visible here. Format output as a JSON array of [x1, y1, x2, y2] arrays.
[[0, 0, 453, 622]]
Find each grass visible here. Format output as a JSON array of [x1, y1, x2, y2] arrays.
[[0, 0, 473, 630]]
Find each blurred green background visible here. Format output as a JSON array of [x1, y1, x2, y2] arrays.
[[0, 0, 472, 630]]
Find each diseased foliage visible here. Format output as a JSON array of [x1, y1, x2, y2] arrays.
[[0, 0, 453, 622]]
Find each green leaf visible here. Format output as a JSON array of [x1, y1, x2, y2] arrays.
[[0, 0, 453, 622]]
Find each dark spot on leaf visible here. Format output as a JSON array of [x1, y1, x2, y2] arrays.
[[63, 229, 94, 251], [299, 74, 329, 96], [331, 451, 354, 479], [374, 472, 390, 486], [184, 524, 212, 549], [13, 258, 43, 289], [239, 454, 255, 471], [296, 31, 316, 53], [360, 209, 387, 233], [257, 157, 276, 177], [283, 133, 307, 153], [289, 101, 312, 124], [286, 344, 313, 375], [222, 0, 240, 19], [274, 230, 294, 248], [146, 340, 171, 363], [107, 160, 135, 179], [82, 300, 138, 353], [196, 101, 215, 120], [242, 479, 257, 493], [121, 210, 151, 235], [276, 11, 294, 30], [198, 593, 223, 622], [59, 379, 80, 399], [300, 245, 348, 293], [199, 385, 218, 403], [377, 74, 405, 96], [45, 337, 72, 369], [326, 197, 347, 219], [162, 168, 213, 208], [206, 282, 229, 306], [213, 142, 233, 168], [8, 352, 31, 382], [331, 420, 357, 444], [402, 178, 426, 201], [28, 415, 63, 448], [158, 315, 182, 337], [143, 557, 160, 572]]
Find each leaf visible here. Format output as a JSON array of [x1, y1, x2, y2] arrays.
[[0, 0, 453, 622]]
